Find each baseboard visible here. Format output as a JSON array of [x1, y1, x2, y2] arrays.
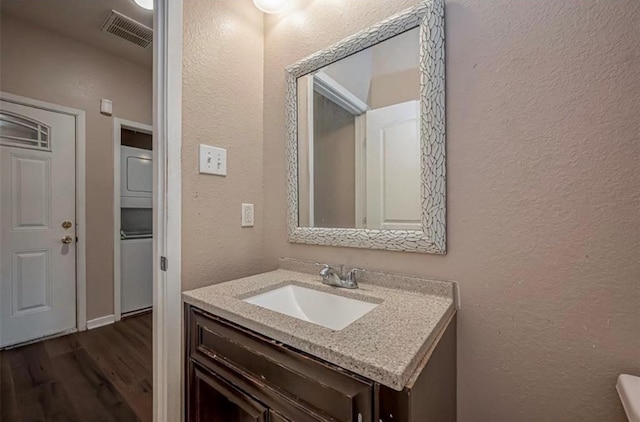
[[122, 307, 153, 319], [86, 314, 115, 330]]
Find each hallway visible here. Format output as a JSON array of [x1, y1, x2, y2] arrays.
[[0, 313, 152, 422]]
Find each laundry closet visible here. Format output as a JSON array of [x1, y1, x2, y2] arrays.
[[119, 127, 153, 315]]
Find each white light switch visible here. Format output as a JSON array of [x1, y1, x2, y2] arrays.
[[199, 144, 227, 176], [242, 203, 254, 227]]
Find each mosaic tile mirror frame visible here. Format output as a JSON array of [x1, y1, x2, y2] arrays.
[[285, 0, 446, 254]]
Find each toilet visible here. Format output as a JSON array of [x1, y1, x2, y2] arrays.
[[617, 374, 640, 422]]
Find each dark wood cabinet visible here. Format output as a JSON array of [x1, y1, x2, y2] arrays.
[[268, 410, 291, 422], [190, 362, 268, 422], [185, 305, 456, 422]]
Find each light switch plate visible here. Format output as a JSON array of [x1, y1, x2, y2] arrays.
[[199, 144, 227, 176], [242, 203, 254, 227], [100, 98, 112, 116]]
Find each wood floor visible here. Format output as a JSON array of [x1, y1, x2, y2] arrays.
[[0, 313, 152, 422]]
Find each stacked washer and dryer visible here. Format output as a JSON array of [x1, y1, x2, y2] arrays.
[[120, 144, 153, 315]]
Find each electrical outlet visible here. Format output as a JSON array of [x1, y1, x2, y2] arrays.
[[242, 203, 254, 227], [199, 144, 227, 176]]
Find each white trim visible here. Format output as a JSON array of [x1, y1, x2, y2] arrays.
[[113, 118, 153, 323], [122, 307, 152, 319], [86, 314, 115, 330], [114, 122, 121, 322], [354, 114, 367, 229], [153, 0, 183, 421], [76, 108, 87, 332], [313, 71, 369, 115], [0, 91, 88, 333], [306, 78, 315, 226]]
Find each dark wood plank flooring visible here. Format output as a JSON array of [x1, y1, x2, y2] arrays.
[[0, 312, 152, 422]]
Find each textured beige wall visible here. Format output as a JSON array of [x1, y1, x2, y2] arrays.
[[313, 94, 355, 228], [369, 27, 420, 108], [297, 75, 311, 227], [181, 0, 264, 291], [263, 1, 640, 421], [369, 68, 419, 109], [0, 14, 152, 320]]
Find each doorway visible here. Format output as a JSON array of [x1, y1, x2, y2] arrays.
[[0, 0, 156, 420], [0, 0, 183, 419], [114, 119, 154, 322], [0, 94, 87, 348]]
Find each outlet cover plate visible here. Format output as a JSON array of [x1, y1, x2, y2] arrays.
[[242, 203, 254, 227]]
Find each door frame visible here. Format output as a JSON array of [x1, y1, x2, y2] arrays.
[[306, 77, 315, 227], [354, 114, 366, 229], [304, 74, 369, 229], [113, 118, 153, 323], [0, 91, 88, 334], [2, 0, 183, 416], [153, 0, 183, 421]]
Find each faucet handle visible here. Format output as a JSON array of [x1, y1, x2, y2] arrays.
[[315, 263, 330, 276], [347, 268, 364, 282]]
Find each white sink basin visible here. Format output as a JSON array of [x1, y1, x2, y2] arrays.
[[618, 374, 640, 422], [243, 284, 378, 331]]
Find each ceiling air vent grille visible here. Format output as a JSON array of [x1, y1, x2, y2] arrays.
[[101, 10, 152, 49]]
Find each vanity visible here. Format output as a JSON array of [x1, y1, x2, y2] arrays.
[[184, 260, 457, 422], [184, 1, 451, 420]]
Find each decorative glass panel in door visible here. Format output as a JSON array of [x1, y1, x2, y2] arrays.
[[0, 111, 50, 151]]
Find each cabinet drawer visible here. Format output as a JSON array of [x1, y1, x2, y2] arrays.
[[270, 410, 291, 422], [187, 306, 373, 422]]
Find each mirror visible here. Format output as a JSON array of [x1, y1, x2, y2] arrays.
[[297, 28, 420, 230], [285, 1, 446, 254]]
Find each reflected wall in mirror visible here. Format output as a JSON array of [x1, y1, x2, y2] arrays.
[[297, 28, 421, 230], [286, 0, 446, 254]]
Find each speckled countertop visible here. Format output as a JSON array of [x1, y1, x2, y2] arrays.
[[182, 259, 456, 391]]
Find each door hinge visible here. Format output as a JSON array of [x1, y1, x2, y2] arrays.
[[160, 256, 168, 272]]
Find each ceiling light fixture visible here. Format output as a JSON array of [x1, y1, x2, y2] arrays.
[[252, 0, 289, 14], [133, 0, 153, 11]]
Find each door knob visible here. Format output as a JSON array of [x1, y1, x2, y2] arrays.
[[61, 235, 74, 244]]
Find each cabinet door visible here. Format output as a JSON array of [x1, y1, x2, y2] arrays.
[[190, 362, 268, 422], [188, 308, 373, 421]]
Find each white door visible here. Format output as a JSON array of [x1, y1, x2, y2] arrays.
[[0, 100, 77, 347], [365, 100, 422, 230]]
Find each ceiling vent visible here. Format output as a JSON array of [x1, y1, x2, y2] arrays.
[[101, 10, 152, 49]]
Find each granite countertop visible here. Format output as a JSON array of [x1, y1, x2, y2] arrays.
[[182, 262, 456, 391]]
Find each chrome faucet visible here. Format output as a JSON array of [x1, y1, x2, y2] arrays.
[[317, 264, 361, 289]]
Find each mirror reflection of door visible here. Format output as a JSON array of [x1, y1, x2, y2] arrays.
[[363, 100, 421, 230], [296, 27, 421, 230]]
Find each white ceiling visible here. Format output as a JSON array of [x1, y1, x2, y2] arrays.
[[1, 0, 153, 67]]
